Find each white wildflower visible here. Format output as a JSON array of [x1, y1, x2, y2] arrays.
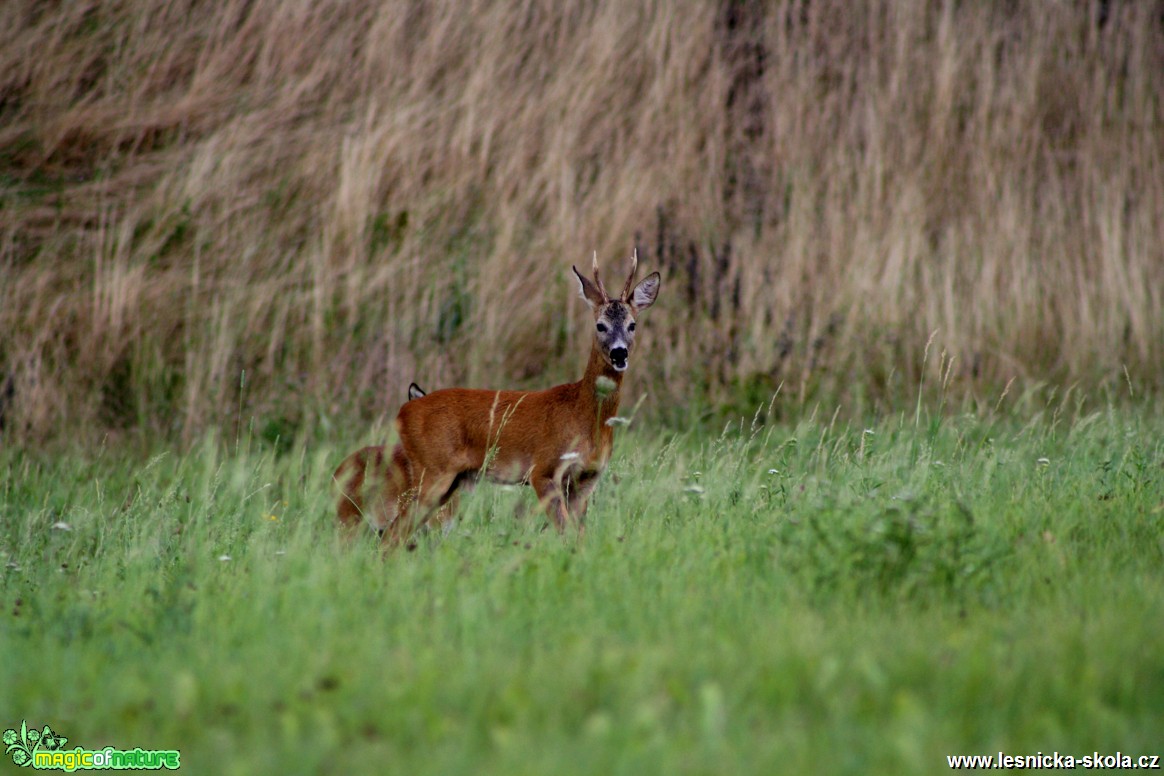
[[595, 376, 617, 398]]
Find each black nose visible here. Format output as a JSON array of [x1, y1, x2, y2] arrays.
[[610, 347, 628, 363]]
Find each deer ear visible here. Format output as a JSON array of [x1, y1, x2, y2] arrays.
[[630, 272, 660, 311], [572, 265, 606, 309]]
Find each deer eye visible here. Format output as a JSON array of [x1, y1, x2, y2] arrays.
[[596, 323, 607, 333], [628, 321, 636, 332]]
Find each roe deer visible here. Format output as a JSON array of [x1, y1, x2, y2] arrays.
[[332, 382, 459, 535], [333, 252, 661, 545]]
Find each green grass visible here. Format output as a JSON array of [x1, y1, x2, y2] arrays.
[[2, 407, 1163, 775]]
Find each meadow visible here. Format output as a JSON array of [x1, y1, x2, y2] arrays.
[[3, 2, 1163, 773], [2, 395, 1162, 774]]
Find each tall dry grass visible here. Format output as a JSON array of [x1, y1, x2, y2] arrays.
[[1, 0, 1161, 444]]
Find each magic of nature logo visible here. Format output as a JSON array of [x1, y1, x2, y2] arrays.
[[3, 721, 180, 771]]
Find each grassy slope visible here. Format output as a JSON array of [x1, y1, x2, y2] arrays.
[[2, 407, 1162, 774]]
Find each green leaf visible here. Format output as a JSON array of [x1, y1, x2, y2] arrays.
[[48, 730, 67, 751]]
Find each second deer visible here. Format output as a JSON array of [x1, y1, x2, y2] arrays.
[[334, 252, 661, 545]]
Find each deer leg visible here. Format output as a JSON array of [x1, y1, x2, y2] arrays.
[[532, 472, 570, 531], [334, 445, 411, 537], [430, 471, 475, 532], [565, 470, 602, 532], [385, 468, 458, 546]]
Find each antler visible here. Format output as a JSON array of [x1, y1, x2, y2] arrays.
[[591, 251, 609, 301], [621, 248, 639, 301]]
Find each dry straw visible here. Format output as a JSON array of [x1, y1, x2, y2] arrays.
[[0, 0, 1161, 443]]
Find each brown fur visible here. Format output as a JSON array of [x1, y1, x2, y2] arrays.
[[333, 257, 660, 546]]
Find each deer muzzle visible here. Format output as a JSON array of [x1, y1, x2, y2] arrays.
[[610, 346, 629, 371]]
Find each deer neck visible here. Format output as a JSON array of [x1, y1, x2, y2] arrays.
[[580, 342, 624, 423]]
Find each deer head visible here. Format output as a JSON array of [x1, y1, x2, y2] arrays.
[[572, 251, 661, 373]]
